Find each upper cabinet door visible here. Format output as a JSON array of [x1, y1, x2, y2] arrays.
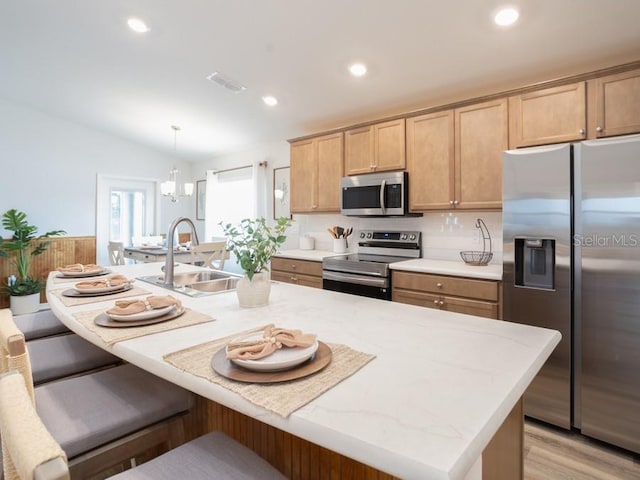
[[316, 132, 343, 211], [406, 111, 454, 210], [373, 118, 406, 172], [290, 138, 317, 213], [588, 68, 640, 138], [455, 98, 508, 210], [344, 126, 374, 175], [509, 82, 586, 148]]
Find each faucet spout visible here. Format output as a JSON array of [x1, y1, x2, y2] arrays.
[[162, 217, 200, 286]]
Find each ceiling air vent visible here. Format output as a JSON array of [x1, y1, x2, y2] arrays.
[[206, 72, 247, 93]]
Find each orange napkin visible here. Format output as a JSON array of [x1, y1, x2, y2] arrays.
[[226, 324, 317, 361], [58, 263, 104, 274], [106, 295, 181, 316], [74, 274, 132, 291]]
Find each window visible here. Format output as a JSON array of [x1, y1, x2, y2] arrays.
[[205, 166, 255, 240]]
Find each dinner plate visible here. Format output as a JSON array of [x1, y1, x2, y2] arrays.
[[211, 342, 332, 383], [56, 268, 110, 278], [226, 331, 319, 372], [107, 304, 174, 322], [94, 307, 186, 328], [73, 282, 129, 294], [62, 284, 133, 298]]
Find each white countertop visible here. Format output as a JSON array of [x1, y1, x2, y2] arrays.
[[47, 262, 557, 480], [390, 259, 503, 281], [276, 251, 503, 280]]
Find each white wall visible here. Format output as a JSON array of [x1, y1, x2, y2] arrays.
[[0, 97, 194, 239]]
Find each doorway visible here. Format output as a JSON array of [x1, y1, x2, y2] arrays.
[[96, 175, 160, 265]]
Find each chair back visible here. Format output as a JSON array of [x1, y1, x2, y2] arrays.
[[0, 309, 34, 401], [108, 241, 125, 266], [190, 241, 228, 269], [0, 372, 69, 480]]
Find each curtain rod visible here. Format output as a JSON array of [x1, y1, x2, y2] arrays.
[[211, 161, 267, 175]]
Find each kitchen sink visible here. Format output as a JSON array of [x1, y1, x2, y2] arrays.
[[137, 270, 242, 297]]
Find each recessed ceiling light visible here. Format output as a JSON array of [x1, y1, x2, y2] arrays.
[[494, 7, 519, 26], [127, 17, 150, 33], [262, 95, 278, 107], [349, 63, 367, 77]]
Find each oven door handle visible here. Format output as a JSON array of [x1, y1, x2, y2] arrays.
[[322, 270, 389, 288], [379, 179, 386, 213]]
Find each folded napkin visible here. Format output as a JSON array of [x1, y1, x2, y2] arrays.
[[226, 324, 317, 361], [106, 295, 181, 316], [74, 274, 132, 291], [58, 263, 103, 274]]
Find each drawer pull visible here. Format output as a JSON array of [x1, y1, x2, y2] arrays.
[[290, 276, 298, 282], [291, 264, 297, 269], [436, 282, 443, 288], [433, 300, 439, 305]]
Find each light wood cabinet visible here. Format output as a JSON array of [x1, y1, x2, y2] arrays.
[[588, 68, 640, 138], [406, 98, 506, 211], [345, 119, 405, 175], [509, 82, 587, 148], [271, 257, 323, 289], [392, 271, 500, 319], [290, 132, 343, 213]]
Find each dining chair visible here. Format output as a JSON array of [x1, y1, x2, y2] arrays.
[[0, 308, 194, 479], [190, 241, 227, 269], [108, 241, 125, 266]]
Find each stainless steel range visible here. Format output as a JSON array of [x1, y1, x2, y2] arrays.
[[322, 230, 421, 300]]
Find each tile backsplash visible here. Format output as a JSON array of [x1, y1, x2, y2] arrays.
[[285, 211, 503, 265]]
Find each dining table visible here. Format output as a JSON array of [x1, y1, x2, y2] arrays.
[[46, 261, 560, 480]]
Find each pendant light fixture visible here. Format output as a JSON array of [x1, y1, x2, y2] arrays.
[[161, 125, 194, 202]]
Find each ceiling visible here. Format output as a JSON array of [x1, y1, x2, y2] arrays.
[[1, 1, 639, 162]]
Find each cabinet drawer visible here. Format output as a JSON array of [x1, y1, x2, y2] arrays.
[[271, 257, 322, 276], [393, 288, 499, 320], [272, 271, 323, 289], [392, 288, 441, 309], [392, 271, 498, 301]]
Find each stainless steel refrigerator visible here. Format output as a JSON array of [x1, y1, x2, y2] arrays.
[[503, 134, 640, 454]]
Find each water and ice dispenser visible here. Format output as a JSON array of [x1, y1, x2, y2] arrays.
[[514, 239, 555, 290]]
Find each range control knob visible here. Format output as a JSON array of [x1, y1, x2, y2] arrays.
[[401, 234, 408, 240], [409, 234, 417, 241], [366, 232, 373, 239], [360, 232, 366, 239]]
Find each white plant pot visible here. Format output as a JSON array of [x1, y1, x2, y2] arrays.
[[10, 292, 41, 315], [236, 271, 271, 308]]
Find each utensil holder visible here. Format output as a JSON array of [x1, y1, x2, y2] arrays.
[[333, 238, 347, 253]]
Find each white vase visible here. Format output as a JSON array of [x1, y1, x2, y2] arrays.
[[236, 272, 271, 308], [10, 292, 41, 315]]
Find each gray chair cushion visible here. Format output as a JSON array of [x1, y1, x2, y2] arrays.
[[13, 309, 70, 340], [28, 333, 120, 384], [35, 363, 194, 458], [109, 430, 286, 480]]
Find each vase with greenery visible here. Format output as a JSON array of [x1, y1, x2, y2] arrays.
[[0, 209, 65, 313], [221, 217, 292, 307]]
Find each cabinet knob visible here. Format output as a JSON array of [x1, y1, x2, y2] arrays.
[[449, 200, 454, 205], [453, 200, 459, 205], [433, 300, 439, 305], [596, 126, 603, 133], [439, 300, 445, 306], [579, 128, 585, 136], [291, 264, 296, 269], [436, 282, 443, 288], [311, 205, 317, 209], [290, 276, 298, 282]]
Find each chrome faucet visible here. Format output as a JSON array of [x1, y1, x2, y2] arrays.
[[162, 217, 200, 286]]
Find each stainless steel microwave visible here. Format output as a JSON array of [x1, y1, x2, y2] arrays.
[[340, 171, 413, 216]]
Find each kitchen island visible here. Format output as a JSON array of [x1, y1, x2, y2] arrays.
[[46, 262, 559, 480]]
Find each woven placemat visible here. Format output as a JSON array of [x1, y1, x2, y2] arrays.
[[51, 286, 151, 307], [163, 327, 376, 418], [73, 308, 215, 346]]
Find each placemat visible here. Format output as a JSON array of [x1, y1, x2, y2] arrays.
[[163, 327, 376, 417], [73, 308, 215, 346], [51, 286, 151, 306]]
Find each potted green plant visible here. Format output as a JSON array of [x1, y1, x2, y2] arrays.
[[0, 209, 65, 314], [221, 217, 293, 307]]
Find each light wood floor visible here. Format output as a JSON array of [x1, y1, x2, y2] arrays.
[[525, 420, 640, 480]]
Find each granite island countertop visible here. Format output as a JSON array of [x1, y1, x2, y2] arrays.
[[47, 262, 555, 480]]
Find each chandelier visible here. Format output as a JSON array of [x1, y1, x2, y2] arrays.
[[161, 125, 194, 202]]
